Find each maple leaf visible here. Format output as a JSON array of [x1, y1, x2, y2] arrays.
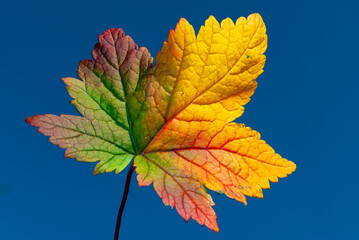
[[26, 14, 296, 232]]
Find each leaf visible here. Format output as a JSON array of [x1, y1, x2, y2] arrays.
[[27, 14, 296, 232]]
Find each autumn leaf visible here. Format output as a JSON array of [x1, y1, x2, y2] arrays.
[[26, 14, 296, 232]]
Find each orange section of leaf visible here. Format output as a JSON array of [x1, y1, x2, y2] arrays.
[[136, 123, 295, 212]]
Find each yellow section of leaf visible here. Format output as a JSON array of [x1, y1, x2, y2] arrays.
[[153, 13, 266, 123], [144, 14, 267, 153]]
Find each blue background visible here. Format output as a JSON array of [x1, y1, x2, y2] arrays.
[[1, 0, 359, 239]]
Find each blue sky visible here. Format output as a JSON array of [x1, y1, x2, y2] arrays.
[[1, 0, 359, 239]]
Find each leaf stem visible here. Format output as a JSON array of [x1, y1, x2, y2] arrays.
[[114, 162, 135, 240]]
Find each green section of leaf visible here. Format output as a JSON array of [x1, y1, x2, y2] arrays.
[[77, 60, 130, 130], [76, 29, 153, 155], [26, 114, 134, 174], [28, 28, 152, 173], [63, 76, 134, 154]]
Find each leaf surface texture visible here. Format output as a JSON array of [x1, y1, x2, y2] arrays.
[[27, 14, 296, 232]]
